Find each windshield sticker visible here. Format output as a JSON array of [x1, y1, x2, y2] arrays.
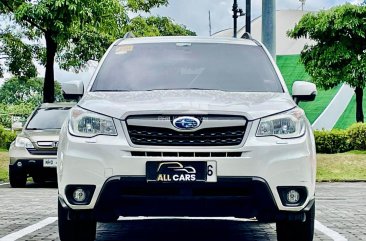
[[115, 45, 134, 55]]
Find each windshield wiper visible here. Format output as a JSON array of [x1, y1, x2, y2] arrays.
[[143, 88, 221, 91], [93, 89, 131, 92], [26, 128, 44, 130], [94, 88, 224, 92]]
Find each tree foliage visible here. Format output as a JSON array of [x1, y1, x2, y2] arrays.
[[0, 77, 63, 105], [0, 77, 63, 127], [0, 31, 37, 79], [288, 4, 366, 122], [126, 16, 196, 37], [0, 103, 34, 128], [0, 0, 194, 103]]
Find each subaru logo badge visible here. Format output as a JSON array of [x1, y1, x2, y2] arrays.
[[173, 116, 201, 130]]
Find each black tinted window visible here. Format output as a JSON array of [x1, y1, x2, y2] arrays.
[[26, 108, 71, 130], [91, 42, 283, 92]]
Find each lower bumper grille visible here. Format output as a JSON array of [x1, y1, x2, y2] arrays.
[[94, 177, 277, 219]]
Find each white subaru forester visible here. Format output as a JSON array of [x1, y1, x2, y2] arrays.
[[57, 35, 317, 241]]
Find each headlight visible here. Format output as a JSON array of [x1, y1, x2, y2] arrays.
[[69, 107, 117, 138], [256, 108, 306, 139], [15, 137, 34, 148]]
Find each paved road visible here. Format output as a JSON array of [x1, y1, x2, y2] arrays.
[[0, 182, 365, 241]]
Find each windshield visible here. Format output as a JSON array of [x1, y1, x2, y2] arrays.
[[91, 42, 283, 92], [26, 107, 71, 130]]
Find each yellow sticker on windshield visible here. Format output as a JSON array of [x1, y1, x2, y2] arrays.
[[115, 45, 134, 55]]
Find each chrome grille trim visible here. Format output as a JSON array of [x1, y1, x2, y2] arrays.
[[131, 151, 243, 157], [126, 115, 246, 132]]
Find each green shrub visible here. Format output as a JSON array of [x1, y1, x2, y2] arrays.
[[315, 123, 366, 153], [347, 123, 366, 150], [0, 125, 16, 150], [314, 129, 351, 154]]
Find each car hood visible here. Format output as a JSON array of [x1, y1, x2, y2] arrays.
[[22, 129, 60, 143], [78, 90, 296, 120]]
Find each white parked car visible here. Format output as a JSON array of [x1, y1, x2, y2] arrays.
[[57, 35, 317, 241]]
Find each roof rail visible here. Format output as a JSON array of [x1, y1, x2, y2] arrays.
[[123, 32, 136, 39], [241, 32, 253, 40]]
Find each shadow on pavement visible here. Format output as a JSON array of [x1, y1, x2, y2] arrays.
[[25, 181, 58, 188], [97, 219, 276, 241]]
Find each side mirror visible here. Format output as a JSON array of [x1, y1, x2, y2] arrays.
[[292, 81, 317, 104], [62, 80, 84, 100], [12, 122, 23, 131]]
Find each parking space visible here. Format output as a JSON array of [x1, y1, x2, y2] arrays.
[[0, 182, 364, 241]]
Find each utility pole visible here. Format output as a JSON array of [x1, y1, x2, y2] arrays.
[[262, 0, 276, 60], [209, 10, 212, 36], [232, 0, 244, 38], [245, 0, 251, 33], [299, 0, 306, 11]]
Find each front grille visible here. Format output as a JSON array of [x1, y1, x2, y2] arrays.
[[127, 126, 246, 146], [26, 148, 57, 155], [120, 183, 253, 197], [131, 151, 242, 157]]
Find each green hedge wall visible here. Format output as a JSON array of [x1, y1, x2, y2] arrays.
[[0, 125, 16, 150], [315, 123, 366, 153], [314, 129, 350, 154]]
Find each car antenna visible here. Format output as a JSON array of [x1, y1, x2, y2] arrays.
[[241, 32, 262, 47], [241, 32, 253, 40]]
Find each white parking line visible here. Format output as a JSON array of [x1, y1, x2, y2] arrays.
[[0, 217, 57, 241], [0, 183, 9, 186], [315, 220, 348, 241]]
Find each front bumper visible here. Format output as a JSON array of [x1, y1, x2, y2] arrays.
[[9, 145, 57, 179], [9, 159, 57, 180], [60, 176, 314, 222]]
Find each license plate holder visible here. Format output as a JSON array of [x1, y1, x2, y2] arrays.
[[146, 161, 217, 183], [43, 158, 57, 168]]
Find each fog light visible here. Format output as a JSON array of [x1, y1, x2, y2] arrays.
[[66, 185, 95, 205], [286, 190, 300, 204], [73, 188, 86, 202], [17, 162, 23, 167]]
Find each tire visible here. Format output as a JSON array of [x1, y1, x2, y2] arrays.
[[58, 200, 96, 241], [276, 202, 315, 241], [9, 167, 27, 188]]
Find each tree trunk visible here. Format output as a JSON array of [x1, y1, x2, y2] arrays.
[[43, 32, 57, 103], [355, 86, 364, 123]]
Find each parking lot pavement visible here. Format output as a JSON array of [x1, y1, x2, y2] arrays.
[[0, 182, 364, 241]]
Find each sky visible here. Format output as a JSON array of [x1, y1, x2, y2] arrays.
[[148, 0, 363, 36], [0, 0, 363, 86]]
